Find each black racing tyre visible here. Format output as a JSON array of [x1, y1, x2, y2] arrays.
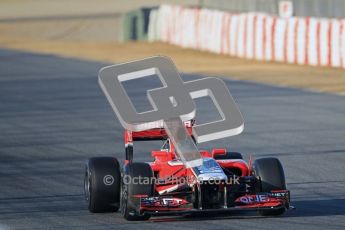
[[121, 163, 154, 221], [214, 152, 243, 160], [252, 157, 286, 216], [84, 157, 121, 213]]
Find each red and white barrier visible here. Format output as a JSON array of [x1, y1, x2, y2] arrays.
[[148, 5, 345, 69]]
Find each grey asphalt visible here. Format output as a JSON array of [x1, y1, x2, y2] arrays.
[[0, 49, 345, 230]]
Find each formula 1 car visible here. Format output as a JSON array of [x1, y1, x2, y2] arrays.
[[84, 121, 292, 220]]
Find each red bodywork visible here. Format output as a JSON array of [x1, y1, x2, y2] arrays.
[[123, 125, 290, 215]]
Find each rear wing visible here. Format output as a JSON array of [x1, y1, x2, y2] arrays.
[[124, 127, 193, 143], [125, 129, 168, 142], [123, 121, 193, 162], [124, 120, 193, 143]]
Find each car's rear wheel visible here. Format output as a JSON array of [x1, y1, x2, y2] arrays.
[[84, 157, 121, 213], [252, 157, 286, 216], [121, 162, 154, 221]]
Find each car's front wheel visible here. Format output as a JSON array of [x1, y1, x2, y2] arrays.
[[121, 162, 154, 221], [252, 157, 287, 216]]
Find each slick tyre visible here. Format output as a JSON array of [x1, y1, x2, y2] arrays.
[[84, 157, 121, 213], [121, 163, 154, 221], [252, 157, 286, 216]]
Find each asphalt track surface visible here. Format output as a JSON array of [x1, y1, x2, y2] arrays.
[[1, 49, 345, 230]]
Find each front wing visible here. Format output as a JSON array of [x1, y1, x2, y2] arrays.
[[136, 190, 293, 216]]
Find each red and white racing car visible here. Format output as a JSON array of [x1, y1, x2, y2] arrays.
[[84, 121, 293, 220]]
